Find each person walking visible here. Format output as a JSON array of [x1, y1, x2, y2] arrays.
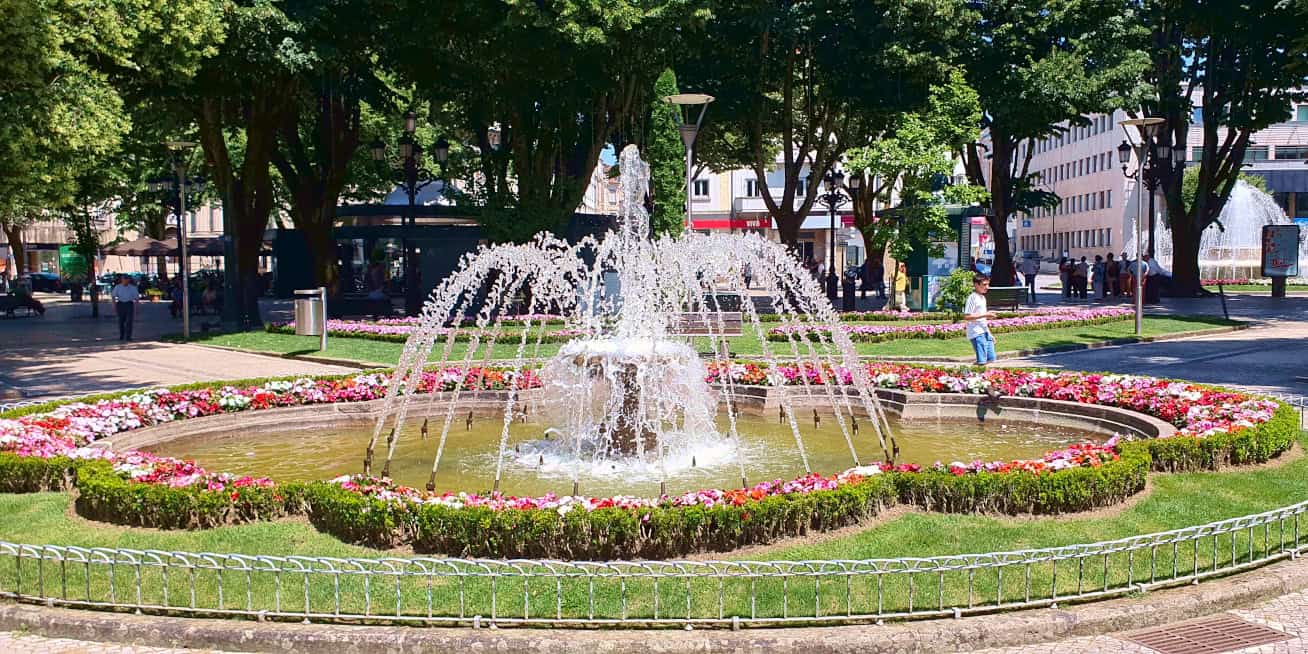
[[964, 273, 997, 367], [1092, 255, 1106, 300], [1074, 256, 1089, 299], [1058, 257, 1071, 299], [111, 275, 140, 341], [1106, 252, 1121, 297], [892, 262, 909, 311], [742, 262, 753, 290], [1020, 256, 1040, 305], [1120, 251, 1133, 297]]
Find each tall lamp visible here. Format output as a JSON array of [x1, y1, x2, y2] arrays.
[[1119, 116, 1166, 336], [663, 94, 714, 233], [165, 141, 198, 339]]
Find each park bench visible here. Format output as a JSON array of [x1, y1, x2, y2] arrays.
[[985, 285, 1029, 311], [0, 294, 44, 318], [669, 311, 744, 358]]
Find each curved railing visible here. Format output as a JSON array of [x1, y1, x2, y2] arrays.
[[1, 499, 1304, 628]]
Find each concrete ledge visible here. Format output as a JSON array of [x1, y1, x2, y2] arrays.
[[2, 550, 1306, 653]]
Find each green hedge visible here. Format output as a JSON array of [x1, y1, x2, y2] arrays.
[[73, 462, 308, 529], [303, 474, 900, 559], [895, 443, 1151, 514], [1147, 403, 1298, 472], [0, 453, 78, 493]]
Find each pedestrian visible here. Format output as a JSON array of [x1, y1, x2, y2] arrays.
[[168, 277, 184, 318], [892, 262, 909, 311], [1058, 257, 1071, 299], [1092, 255, 1106, 299], [858, 260, 871, 299], [1074, 256, 1089, 299], [872, 260, 886, 298], [111, 274, 139, 341], [1120, 251, 1133, 296], [964, 272, 997, 367], [743, 262, 753, 289], [1020, 255, 1040, 305], [1106, 253, 1121, 297]]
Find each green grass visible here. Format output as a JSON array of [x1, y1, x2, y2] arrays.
[[186, 315, 1239, 364], [1205, 284, 1308, 293], [0, 433, 1303, 621]]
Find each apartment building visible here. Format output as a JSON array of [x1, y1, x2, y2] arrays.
[[1007, 101, 1308, 262]]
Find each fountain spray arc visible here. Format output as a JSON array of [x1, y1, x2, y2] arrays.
[[363, 145, 896, 498]]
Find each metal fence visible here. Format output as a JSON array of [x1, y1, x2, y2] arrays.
[[1, 500, 1305, 628]]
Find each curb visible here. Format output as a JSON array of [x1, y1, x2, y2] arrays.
[[870, 322, 1250, 364], [2, 551, 1307, 653]]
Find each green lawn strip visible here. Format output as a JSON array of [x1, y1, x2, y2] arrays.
[[0, 432, 1302, 620], [186, 315, 1237, 365], [1204, 284, 1308, 293]]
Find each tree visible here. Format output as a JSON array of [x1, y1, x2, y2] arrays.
[[1140, 0, 1308, 295], [958, 0, 1148, 285], [845, 71, 986, 269], [646, 70, 687, 237], [393, 0, 707, 244], [681, 0, 962, 254]]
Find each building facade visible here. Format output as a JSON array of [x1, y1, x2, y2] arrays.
[[1006, 101, 1308, 263]]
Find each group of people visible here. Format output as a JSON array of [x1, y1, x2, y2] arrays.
[[165, 274, 223, 319], [1053, 252, 1168, 301]]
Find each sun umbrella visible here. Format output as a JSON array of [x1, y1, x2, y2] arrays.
[[105, 236, 170, 257]]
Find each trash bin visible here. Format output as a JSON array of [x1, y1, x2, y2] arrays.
[[294, 288, 326, 336], [841, 274, 857, 311]]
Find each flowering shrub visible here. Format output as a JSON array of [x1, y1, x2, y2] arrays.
[[0, 365, 1294, 558], [768, 307, 1133, 343]]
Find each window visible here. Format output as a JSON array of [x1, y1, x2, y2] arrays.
[[1107, 189, 1112, 208], [795, 178, 807, 196], [1296, 193, 1308, 218], [1192, 107, 1204, 124], [1275, 146, 1308, 160], [1246, 146, 1269, 161], [1296, 105, 1308, 122], [692, 179, 710, 198], [1106, 228, 1111, 246], [744, 178, 760, 197]]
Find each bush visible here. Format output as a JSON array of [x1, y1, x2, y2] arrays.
[[1147, 403, 1298, 472], [0, 453, 78, 492], [936, 268, 978, 316], [74, 463, 307, 529]]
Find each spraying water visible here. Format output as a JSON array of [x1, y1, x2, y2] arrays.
[[364, 145, 894, 497]]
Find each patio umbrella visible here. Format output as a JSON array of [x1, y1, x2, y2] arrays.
[[105, 236, 170, 257]]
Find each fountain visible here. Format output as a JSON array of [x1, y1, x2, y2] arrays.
[[362, 144, 897, 497], [1136, 180, 1308, 280]]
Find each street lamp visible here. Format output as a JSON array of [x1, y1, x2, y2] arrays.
[[1119, 116, 1165, 337], [164, 141, 198, 339], [1140, 121, 1177, 258], [371, 112, 450, 316], [811, 168, 858, 302], [663, 93, 714, 233]]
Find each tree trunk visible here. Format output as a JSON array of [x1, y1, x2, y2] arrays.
[[776, 216, 802, 254], [299, 204, 339, 294], [985, 134, 1017, 286], [88, 255, 99, 318], [1169, 219, 1202, 296], [3, 224, 26, 277]]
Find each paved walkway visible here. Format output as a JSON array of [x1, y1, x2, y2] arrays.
[[0, 295, 349, 402], [0, 631, 227, 653], [973, 587, 1308, 653]]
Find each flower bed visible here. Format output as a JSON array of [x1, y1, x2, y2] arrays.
[[768, 307, 1134, 343], [0, 365, 1293, 559], [266, 320, 588, 344]]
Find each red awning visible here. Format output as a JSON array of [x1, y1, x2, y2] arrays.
[[691, 217, 774, 230]]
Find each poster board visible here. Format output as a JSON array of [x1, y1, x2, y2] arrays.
[[1261, 225, 1301, 278]]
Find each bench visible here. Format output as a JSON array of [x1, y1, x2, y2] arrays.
[[669, 311, 744, 358], [0, 294, 44, 318], [985, 286, 1029, 311]]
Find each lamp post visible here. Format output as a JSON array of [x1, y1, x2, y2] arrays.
[[370, 112, 450, 316], [159, 141, 198, 339], [1142, 128, 1181, 257], [1119, 116, 1166, 337], [810, 168, 858, 301], [663, 94, 714, 233]]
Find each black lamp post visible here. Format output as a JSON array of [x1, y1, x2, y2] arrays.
[[810, 169, 859, 301], [370, 111, 450, 316], [1141, 128, 1181, 257], [1119, 116, 1165, 336]]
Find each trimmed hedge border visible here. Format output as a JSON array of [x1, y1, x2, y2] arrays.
[[769, 311, 1133, 344], [0, 370, 1298, 559]]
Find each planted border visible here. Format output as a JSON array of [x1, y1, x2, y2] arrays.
[[0, 364, 1294, 559]]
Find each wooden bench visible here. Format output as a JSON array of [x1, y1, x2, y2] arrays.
[[669, 311, 744, 358], [985, 286, 1029, 311], [0, 294, 44, 318]]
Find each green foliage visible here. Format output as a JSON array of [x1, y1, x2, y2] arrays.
[[935, 268, 978, 315], [647, 70, 686, 237], [1178, 166, 1269, 225], [0, 454, 77, 493], [1146, 403, 1298, 473]]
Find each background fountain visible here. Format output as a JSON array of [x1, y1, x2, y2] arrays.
[[363, 144, 897, 498], [1136, 179, 1308, 280]]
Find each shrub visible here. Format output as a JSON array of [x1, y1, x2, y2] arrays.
[[74, 463, 306, 529], [1147, 403, 1298, 472], [0, 453, 78, 492], [936, 268, 978, 316]]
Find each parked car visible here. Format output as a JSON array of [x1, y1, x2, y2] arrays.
[[21, 272, 63, 293]]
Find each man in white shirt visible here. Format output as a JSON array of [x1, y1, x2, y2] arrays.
[[963, 273, 997, 366], [110, 275, 140, 341]]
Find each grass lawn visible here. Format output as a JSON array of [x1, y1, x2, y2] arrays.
[[186, 315, 1239, 365], [0, 432, 1303, 620], [1205, 284, 1308, 293]]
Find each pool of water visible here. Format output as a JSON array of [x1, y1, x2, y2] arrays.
[[148, 415, 1107, 498]]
